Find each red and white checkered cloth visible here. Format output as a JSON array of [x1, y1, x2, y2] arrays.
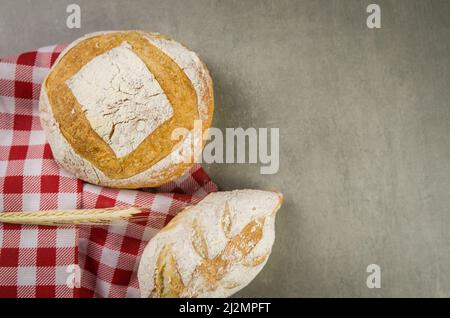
[[0, 45, 217, 298]]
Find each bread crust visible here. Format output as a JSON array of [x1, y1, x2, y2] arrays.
[[138, 190, 283, 298], [39, 31, 214, 188]]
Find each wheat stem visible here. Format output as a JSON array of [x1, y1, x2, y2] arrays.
[[0, 206, 144, 226]]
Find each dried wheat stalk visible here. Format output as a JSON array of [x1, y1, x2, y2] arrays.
[[0, 206, 146, 226]]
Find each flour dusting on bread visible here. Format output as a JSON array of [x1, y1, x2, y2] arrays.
[[66, 41, 173, 158], [138, 189, 283, 298], [39, 31, 214, 188]]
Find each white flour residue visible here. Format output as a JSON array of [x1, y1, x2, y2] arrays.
[[138, 190, 282, 298], [66, 41, 173, 158]]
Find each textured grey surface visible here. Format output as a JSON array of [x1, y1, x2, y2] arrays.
[[1, 0, 450, 297]]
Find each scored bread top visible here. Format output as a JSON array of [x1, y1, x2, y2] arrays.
[[66, 41, 175, 158], [39, 31, 214, 188], [138, 190, 283, 298]]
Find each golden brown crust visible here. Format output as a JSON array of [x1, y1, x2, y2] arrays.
[[46, 31, 198, 179], [40, 31, 214, 188], [138, 190, 283, 298]]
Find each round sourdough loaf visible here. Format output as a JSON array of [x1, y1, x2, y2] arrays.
[[39, 31, 214, 188], [138, 190, 283, 298]]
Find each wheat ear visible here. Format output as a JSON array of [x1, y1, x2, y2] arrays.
[[0, 206, 144, 226]]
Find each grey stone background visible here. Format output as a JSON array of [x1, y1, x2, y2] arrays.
[[1, 0, 450, 297]]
